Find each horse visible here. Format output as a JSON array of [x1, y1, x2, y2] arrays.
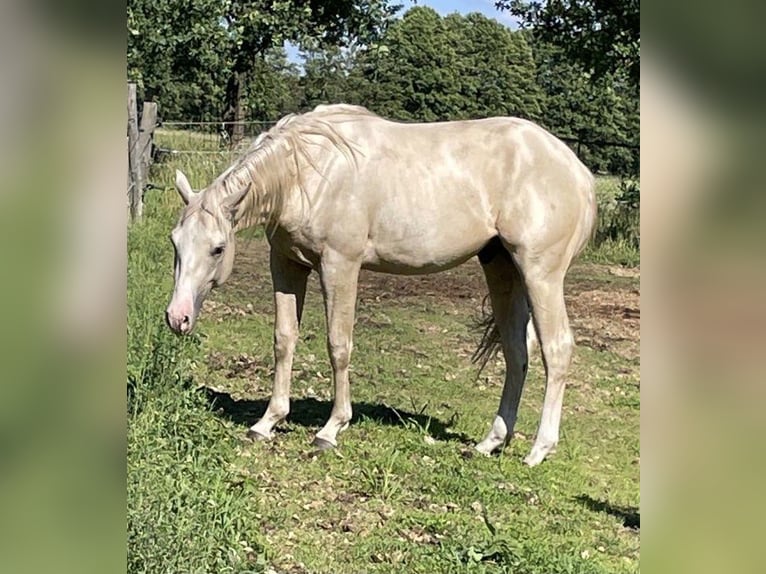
[[166, 104, 596, 466]]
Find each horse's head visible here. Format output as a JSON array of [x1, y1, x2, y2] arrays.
[[166, 170, 248, 335]]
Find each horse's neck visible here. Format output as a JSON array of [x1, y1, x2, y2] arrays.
[[229, 136, 306, 232], [231, 176, 286, 233]]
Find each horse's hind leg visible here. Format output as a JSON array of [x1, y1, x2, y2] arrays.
[[526, 316, 539, 358], [475, 251, 530, 455], [514, 251, 574, 466]]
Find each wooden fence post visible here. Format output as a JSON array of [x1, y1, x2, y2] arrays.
[[126, 135, 131, 214], [138, 101, 158, 181], [127, 83, 144, 221]]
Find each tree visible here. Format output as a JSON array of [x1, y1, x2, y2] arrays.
[[222, 0, 400, 139], [128, 0, 231, 120], [532, 38, 638, 175], [355, 6, 463, 121], [300, 47, 354, 111], [496, 0, 639, 85], [244, 48, 302, 121], [352, 8, 543, 123], [127, 0, 400, 123], [444, 12, 543, 120]]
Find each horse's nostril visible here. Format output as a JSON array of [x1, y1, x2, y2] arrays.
[[182, 315, 190, 325]]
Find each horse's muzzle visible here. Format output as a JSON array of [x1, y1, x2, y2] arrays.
[[166, 298, 196, 335]]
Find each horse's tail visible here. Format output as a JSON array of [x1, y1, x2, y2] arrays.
[[471, 296, 502, 374], [574, 170, 598, 259]]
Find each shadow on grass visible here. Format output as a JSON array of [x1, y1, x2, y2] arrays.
[[203, 387, 473, 444], [576, 494, 640, 530]]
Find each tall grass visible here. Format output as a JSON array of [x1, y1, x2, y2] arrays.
[[584, 177, 640, 267], [127, 201, 266, 573]]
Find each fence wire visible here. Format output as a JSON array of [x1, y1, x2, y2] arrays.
[[154, 120, 637, 175], [149, 119, 638, 251], [153, 121, 277, 161]]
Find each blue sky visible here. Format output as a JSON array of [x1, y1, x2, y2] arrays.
[[414, 0, 518, 28], [286, 1, 516, 62]]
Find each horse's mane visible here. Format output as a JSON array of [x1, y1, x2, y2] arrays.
[[202, 104, 375, 230]]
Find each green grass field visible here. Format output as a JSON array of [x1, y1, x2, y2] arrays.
[[128, 133, 640, 573]]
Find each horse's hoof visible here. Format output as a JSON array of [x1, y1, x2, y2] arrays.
[[311, 436, 336, 451], [246, 429, 269, 442], [523, 442, 556, 467], [473, 445, 492, 457]]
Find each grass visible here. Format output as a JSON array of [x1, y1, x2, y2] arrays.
[[128, 131, 640, 573], [128, 202, 270, 573], [582, 177, 640, 267]]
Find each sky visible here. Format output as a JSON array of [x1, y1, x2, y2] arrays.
[[286, 0, 517, 62], [414, 0, 518, 28]]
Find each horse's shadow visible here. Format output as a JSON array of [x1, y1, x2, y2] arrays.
[[203, 388, 474, 444], [575, 494, 640, 530]]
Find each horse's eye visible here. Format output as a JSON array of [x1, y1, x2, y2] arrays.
[[211, 245, 225, 257]]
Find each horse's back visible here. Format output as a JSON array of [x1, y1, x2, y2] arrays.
[[333, 111, 593, 241], [295, 106, 596, 270]]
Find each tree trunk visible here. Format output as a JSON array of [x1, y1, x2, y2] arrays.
[[225, 70, 245, 147]]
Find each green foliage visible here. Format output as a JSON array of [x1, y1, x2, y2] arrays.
[[128, 0, 232, 120], [350, 7, 543, 122], [497, 0, 640, 86], [356, 6, 464, 121], [596, 178, 639, 249], [300, 47, 356, 110], [531, 39, 639, 175], [494, 0, 641, 200], [583, 177, 640, 266], [219, 0, 400, 124], [445, 13, 542, 120], [128, 0, 400, 120], [224, 0, 400, 58], [127, 207, 267, 572], [244, 49, 303, 121], [617, 177, 640, 209]]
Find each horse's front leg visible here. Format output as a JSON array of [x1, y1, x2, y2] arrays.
[[312, 250, 362, 450], [247, 248, 310, 441]]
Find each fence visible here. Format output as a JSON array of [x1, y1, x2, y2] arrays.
[[126, 85, 275, 221], [152, 123, 637, 174], [153, 120, 276, 160], [558, 134, 639, 177], [127, 92, 638, 222], [127, 83, 158, 221]]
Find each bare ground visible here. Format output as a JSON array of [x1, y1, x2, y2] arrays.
[[226, 237, 640, 363]]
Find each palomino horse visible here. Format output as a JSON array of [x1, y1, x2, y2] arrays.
[[166, 104, 596, 466]]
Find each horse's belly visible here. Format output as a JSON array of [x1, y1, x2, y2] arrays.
[[360, 254, 475, 275], [361, 230, 493, 275]]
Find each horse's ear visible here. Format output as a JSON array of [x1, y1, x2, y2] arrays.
[[222, 184, 251, 223], [175, 170, 196, 205]]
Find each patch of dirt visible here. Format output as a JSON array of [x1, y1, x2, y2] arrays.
[[567, 287, 640, 361], [207, 350, 272, 380], [224, 238, 640, 360], [357, 262, 486, 305], [204, 299, 256, 319]]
